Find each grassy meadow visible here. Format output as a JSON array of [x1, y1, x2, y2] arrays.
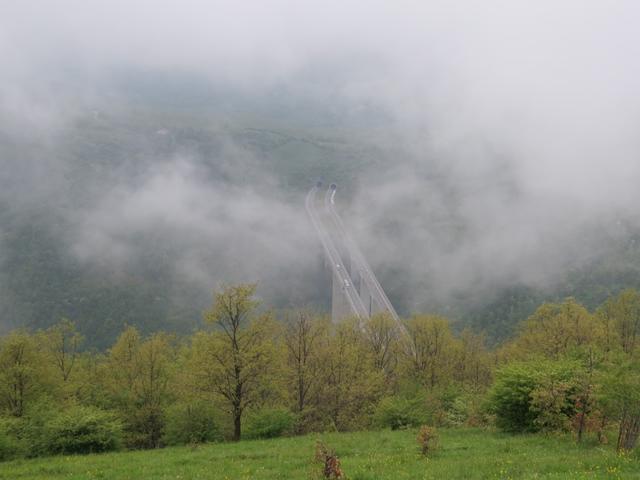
[[1, 428, 638, 480]]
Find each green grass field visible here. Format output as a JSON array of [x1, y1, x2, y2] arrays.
[[1, 428, 638, 480]]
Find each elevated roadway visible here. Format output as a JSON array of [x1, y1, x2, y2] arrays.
[[305, 184, 369, 320], [306, 182, 407, 337]]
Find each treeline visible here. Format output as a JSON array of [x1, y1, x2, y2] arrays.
[[1, 284, 639, 460]]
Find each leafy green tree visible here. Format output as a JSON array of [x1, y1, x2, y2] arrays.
[[317, 319, 384, 431], [194, 284, 277, 441], [106, 326, 142, 402], [71, 351, 108, 408], [104, 327, 175, 448], [402, 315, 455, 388], [599, 356, 640, 451], [0, 331, 52, 417], [282, 311, 328, 433], [597, 289, 640, 356], [453, 329, 492, 391], [566, 348, 606, 443], [363, 312, 399, 378], [41, 319, 86, 403], [132, 332, 175, 448], [44, 318, 83, 383], [514, 298, 602, 359]]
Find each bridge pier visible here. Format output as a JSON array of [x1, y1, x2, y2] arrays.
[[306, 184, 403, 329]]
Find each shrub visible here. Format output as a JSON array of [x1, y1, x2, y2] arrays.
[[122, 404, 165, 449], [372, 387, 479, 430], [163, 402, 223, 446], [488, 362, 541, 432], [444, 392, 491, 427], [416, 425, 438, 456], [44, 406, 123, 455], [426, 386, 468, 427], [445, 395, 470, 426], [245, 408, 295, 439], [0, 418, 25, 461], [15, 401, 122, 457], [19, 399, 59, 457], [373, 394, 429, 430], [489, 360, 580, 433], [598, 357, 640, 451]]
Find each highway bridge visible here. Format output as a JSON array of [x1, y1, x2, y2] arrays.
[[306, 182, 405, 334]]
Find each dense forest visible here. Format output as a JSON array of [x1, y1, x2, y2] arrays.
[[1, 283, 640, 460]]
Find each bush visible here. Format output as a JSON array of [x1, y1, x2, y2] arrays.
[[373, 387, 478, 430], [373, 394, 429, 430], [19, 399, 59, 457], [445, 395, 471, 427], [426, 386, 465, 427], [123, 404, 165, 449], [488, 362, 540, 432], [245, 408, 295, 439], [44, 406, 123, 455], [163, 402, 223, 446], [0, 418, 25, 461], [489, 360, 579, 433], [11, 403, 122, 457], [599, 357, 640, 451], [444, 393, 491, 427], [0, 429, 18, 461]]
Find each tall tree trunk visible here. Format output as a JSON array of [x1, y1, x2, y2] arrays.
[[627, 417, 640, 450], [577, 411, 586, 442], [233, 409, 242, 441], [617, 412, 640, 451], [233, 353, 242, 441]]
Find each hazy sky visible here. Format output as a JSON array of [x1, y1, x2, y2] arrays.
[[2, 1, 640, 317]]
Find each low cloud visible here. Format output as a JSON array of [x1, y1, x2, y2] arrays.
[[1, 1, 640, 324]]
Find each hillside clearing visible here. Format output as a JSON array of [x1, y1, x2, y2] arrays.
[[1, 428, 637, 480]]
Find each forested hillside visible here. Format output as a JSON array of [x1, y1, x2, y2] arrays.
[[0, 80, 383, 346], [3, 75, 640, 347]]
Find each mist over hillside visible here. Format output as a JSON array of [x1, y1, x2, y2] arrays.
[[2, 1, 640, 346]]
